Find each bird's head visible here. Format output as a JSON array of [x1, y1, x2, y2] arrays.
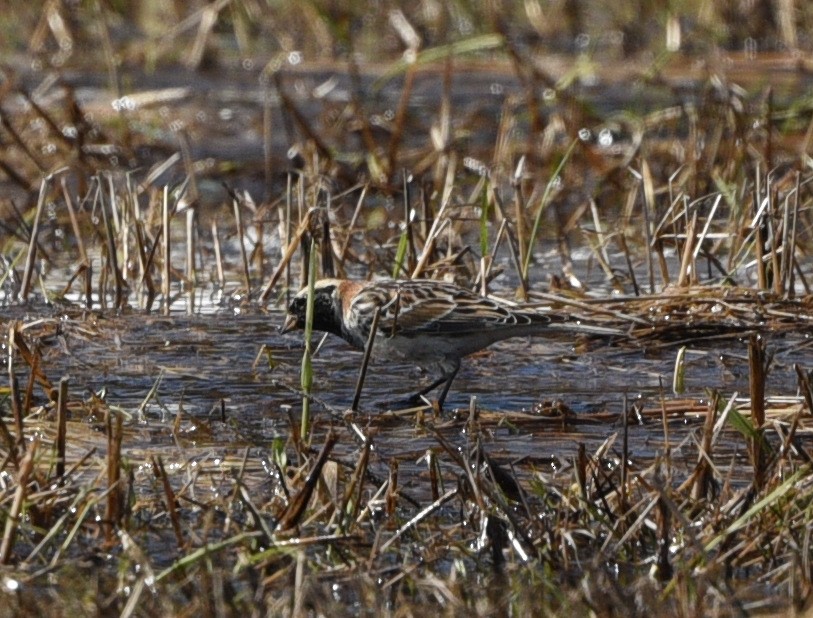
[[280, 279, 344, 336]]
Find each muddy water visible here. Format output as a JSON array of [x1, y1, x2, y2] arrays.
[[16, 306, 807, 503], [5, 56, 813, 527]]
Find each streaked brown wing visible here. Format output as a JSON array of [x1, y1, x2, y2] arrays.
[[366, 280, 546, 336]]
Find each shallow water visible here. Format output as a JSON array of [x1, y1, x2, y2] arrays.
[[12, 305, 806, 501]]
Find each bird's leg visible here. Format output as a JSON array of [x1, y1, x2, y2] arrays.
[[415, 374, 452, 397], [435, 358, 461, 410], [407, 358, 461, 409]]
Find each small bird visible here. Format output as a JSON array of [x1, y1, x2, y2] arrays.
[[281, 278, 618, 408]]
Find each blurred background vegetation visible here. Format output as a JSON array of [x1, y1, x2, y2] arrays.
[[5, 1, 813, 77]]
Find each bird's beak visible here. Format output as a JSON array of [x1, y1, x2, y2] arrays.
[[279, 314, 298, 335]]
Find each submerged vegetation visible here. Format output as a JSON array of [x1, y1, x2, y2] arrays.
[[2, 1, 813, 615]]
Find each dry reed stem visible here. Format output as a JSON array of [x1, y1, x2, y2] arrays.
[[351, 306, 381, 411], [210, 218, 225, 289], [105, 410, 123, 544], [337, 439, 371, 534], [162, 185, 171, 315], [277, 431, 337, 531], [100, 181, 124, 309], [7, 326, 24, 452], [186, 208, 196, 314], [54, 377, 68, 482], [748, 335, 768, 490], [152, 456, 185, 550], [258, 207, 319, 303], [233, 198, 251, 294], [19, 177, 49, 302], [0, 437, 38, 564]]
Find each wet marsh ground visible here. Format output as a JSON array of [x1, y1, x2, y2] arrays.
[[4, 1, 813, 616]]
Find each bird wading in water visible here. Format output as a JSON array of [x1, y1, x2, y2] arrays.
[[281, 278, 619, 408]]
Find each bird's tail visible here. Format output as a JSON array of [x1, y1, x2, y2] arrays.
[[546, 318, 627, 338]]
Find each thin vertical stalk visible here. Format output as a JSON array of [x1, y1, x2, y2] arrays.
[[512, 158, 527, 279], [105, 411, 123, 543], [641, 160, 656, 293], [403, 171, 416, 275], [186, 208, 196, 314], [748, 335, 768, 491], [285, 174, 293, 301], [20, 177, 49, 302], [300, 240, 318, 444], [233, 199, 251, 295], [338, 185, 368, 269], [55, 377, 68, 482], [62, 177, 92, 308], [162, 185, 171, 315], [351, 307, 381, 411], [522, 139, 577, 282], [0, 438, 37, 564], [100, 181, 124, 309], [7, 322, 23, 452], [211, 219, 225, 290]]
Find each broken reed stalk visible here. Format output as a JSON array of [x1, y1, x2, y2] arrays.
[[641, 159, 657, 293], [427, 449, 440, 501], [320, 205, 335, 278], [7, 322, 24, 451], [351, 306, 381, 411], [655, 494, 673, 581], [403, 172, 416, 275], [489, 187, 528, 299], [385, 459, 399, 526], [337, 184, 368, 268], [105, 410, 123, 543], [692, 392, 718, 501], [337, 439, 371, 534], [748, 334, 768, 490], [19, 177, 49, 302], [378, 488, 458, 553], [617, 232, 641, 296], [277, 431, 338, 531], [676, 211, 698, 287], [0, 417, 18, 471], [754, 181, 769, 291], [385, 57, 416, 180], [186, 207, 196, 314], [211, 219, 226, 290], [100, 182, 124, 309], [522, 138, 577, 283], [769, 187, 782, 296], [61, 176, 93, 308], [620, 395, 629, 520], [783, 172, 800, 298], [233, 199, 251, 294], [55, 377, 68, 482], [576, 443, 588, 502], [512, 161, 528, 283], [794, 364, 813, 416], [152, 456, 185, 550], [22, 344, 39, 418], [258, 207, 317, 303], [0, 437, 38, 564], [254, 214, 265, 285], [410, 168, 454, 279], [134, 219, 156, 312], [162, 185, 171, 315], [285, 174, 293, 300], [300, 239, 318, 444]]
